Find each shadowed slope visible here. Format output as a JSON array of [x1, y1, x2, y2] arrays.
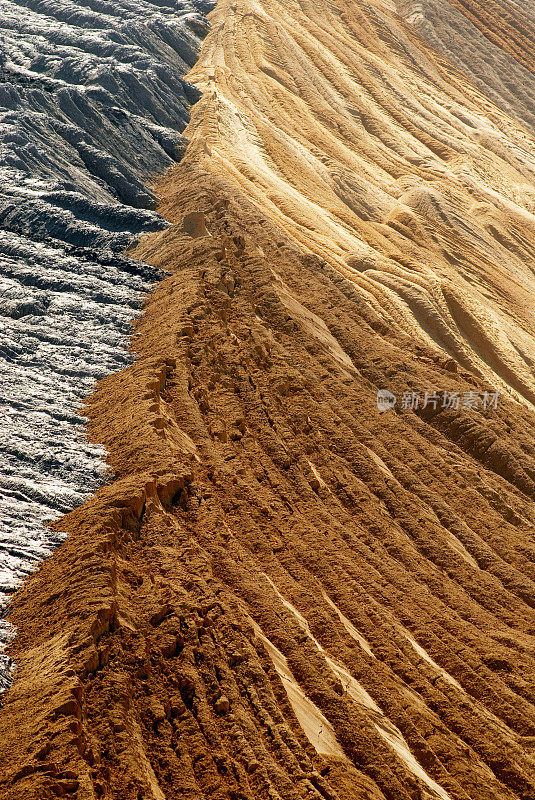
[[0, 0, 212, 634], [397, 0, 535, 133]]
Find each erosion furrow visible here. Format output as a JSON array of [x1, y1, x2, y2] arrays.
[[1, 0, 534, 799]]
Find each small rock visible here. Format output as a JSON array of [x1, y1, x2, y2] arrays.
[[148, 698, 166, 723], [214, 695, 230, 714]]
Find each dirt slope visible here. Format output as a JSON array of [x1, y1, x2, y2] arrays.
[[396, 0, 535, 132], [1, 1, 535, 799]]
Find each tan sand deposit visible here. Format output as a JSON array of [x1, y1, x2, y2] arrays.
[[1, 1, 535, 799]]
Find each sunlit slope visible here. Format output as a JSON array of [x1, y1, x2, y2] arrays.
[[1, 2, 535, 800], [175, 0, 535, 405]]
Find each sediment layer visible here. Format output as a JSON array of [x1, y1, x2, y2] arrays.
[[1, 0, 534, 799]]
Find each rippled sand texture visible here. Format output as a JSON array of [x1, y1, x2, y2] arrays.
[[397, 0, 535, 133], [1, 0, 535, 799], [182, 0, 535, 407]]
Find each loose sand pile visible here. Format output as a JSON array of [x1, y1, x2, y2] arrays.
[[1, 1, 534, 798]]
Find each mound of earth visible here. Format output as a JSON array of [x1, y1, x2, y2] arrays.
[[1, 1, 534, 799]]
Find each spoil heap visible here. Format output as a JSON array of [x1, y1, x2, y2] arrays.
[[1, 1, 534, 799]]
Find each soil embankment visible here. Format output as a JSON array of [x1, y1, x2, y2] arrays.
[[1, 1, 535, 798]]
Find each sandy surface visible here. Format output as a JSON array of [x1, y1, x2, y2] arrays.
[[1, 0, 535, 798]]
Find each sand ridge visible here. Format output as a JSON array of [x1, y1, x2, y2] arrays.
[[179, 0, 535, 406], [0, 1, 535, 799]]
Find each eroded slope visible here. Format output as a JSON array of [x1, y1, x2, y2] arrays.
[[0, 0, 534, 799]]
